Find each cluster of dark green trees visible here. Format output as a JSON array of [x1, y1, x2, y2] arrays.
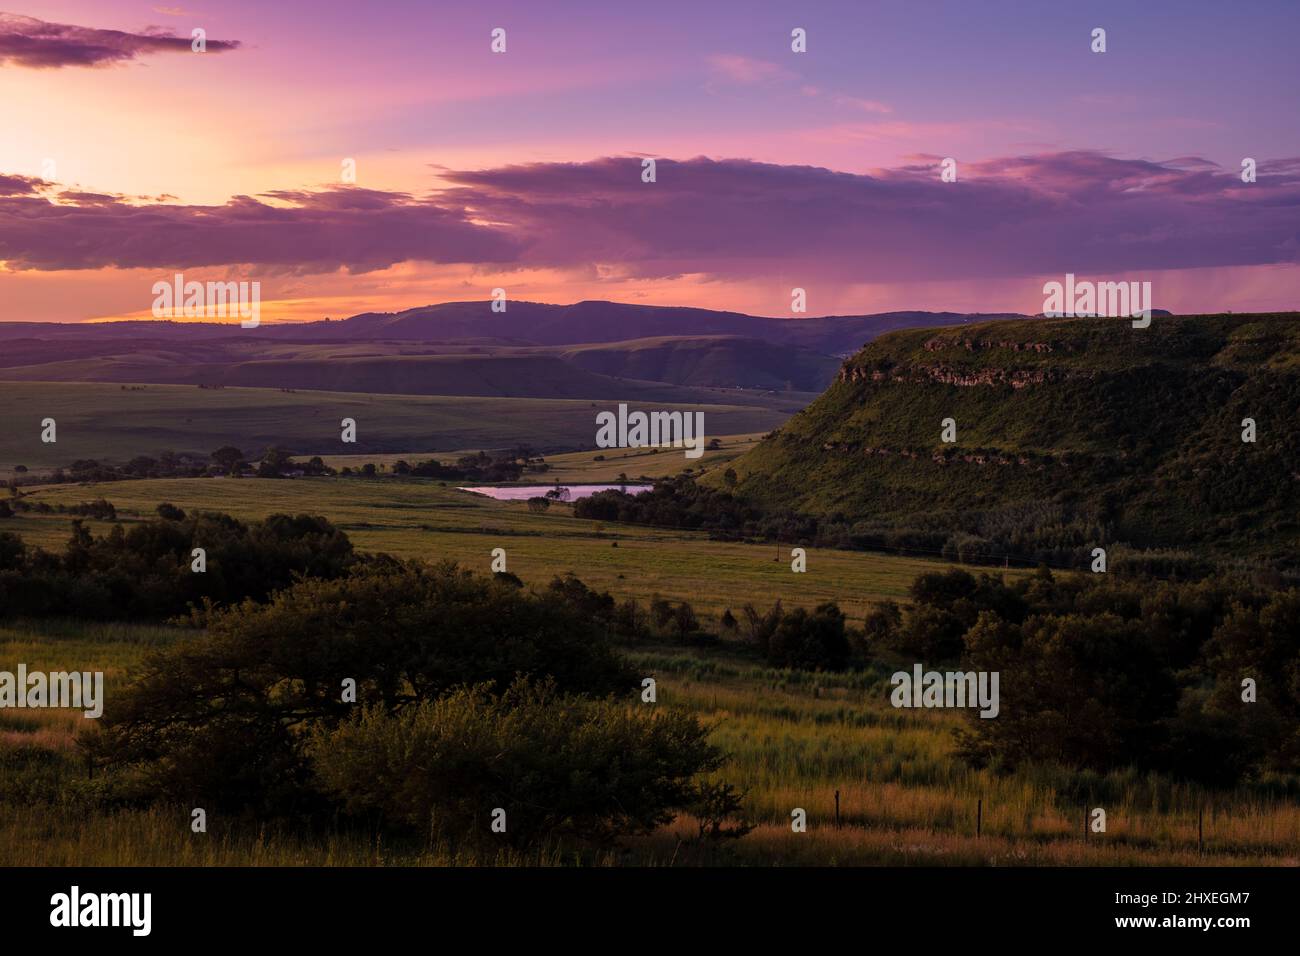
[[532, 573, 854, 672], [573, 475, 1089, 569], [0, 506, 354, 620], [864, 567, 1300, 786], [575, 475, 817, 544], [390, 448, 543, 482], [573, 475, 1290, 578], [5, 443, 546, 489]]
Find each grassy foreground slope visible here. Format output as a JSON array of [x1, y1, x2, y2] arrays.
[[723, 314, 1300, 566], [4, 623, 1295, 866]]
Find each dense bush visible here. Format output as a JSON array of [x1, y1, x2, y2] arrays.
[[309, 678, 726, 846], [739, 600, 852, 671]]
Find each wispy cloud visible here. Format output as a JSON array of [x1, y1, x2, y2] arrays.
[[705, 53, 796, 86], [705, 53, 892, 115], [0, 12, 238, 69]]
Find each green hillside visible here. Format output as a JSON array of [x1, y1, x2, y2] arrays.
[[720, 314, 1300, 568]]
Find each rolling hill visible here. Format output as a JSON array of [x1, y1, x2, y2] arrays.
[[0, 300, 1031, 398], [326, 300, 1028, 354], [719, 313, 1300, 568]]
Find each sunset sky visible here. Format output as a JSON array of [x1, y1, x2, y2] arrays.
[[1, 0, 1297, 323]]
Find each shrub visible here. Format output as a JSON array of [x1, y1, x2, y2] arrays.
[[308, 678, 723, 846]]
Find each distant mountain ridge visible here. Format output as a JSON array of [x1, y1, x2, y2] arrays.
[[0, 300, 1032, 398], [0, 300, 1030, 354]]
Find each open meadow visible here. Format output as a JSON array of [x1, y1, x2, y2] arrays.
[[9, 474, 958, 618]]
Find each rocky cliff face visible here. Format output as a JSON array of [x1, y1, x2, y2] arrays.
[[837, 363, 1060, 389]]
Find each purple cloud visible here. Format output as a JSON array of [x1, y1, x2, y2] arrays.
[[0, 173, 46, 196], [440, 152, 1300, 281], [0, 185, 520, 272], [0, 152, 1296, 280], [0, 12, 239, 69]]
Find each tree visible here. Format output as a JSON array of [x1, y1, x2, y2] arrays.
[[211, 446, 244, 474], [155, 502, 186, 521], [257, 446, 294, 478], [0, 532, 24, 569], [89, 562, 635, 814], [672, 601, 700, 641], [686, 779, 754, 841], [861, 599, 902, 647], [765, 603, 850, 671]]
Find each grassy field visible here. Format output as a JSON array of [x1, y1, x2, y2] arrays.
[[0, 382, 795, 474], [11, 474, 955, 618], [2, 622, 1295, 866]]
